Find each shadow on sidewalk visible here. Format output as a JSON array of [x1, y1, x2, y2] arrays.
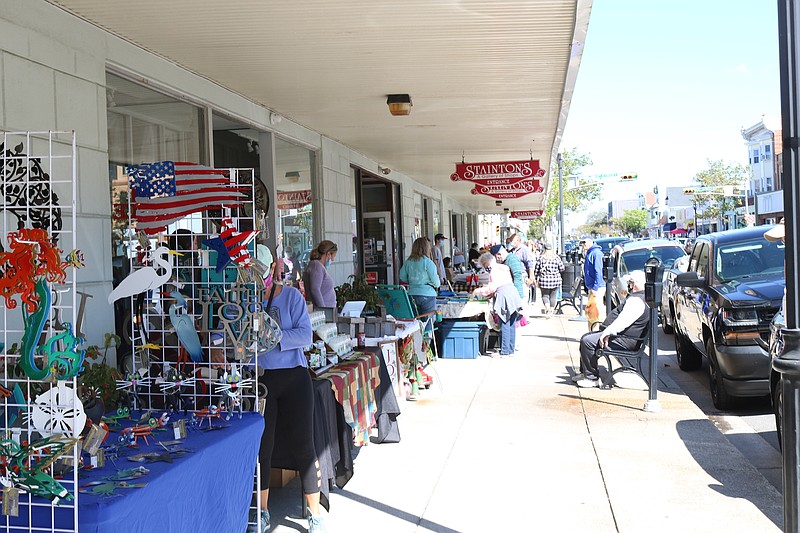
[[336, 488, 464, 533], [676, 419, 783, 529], [559, 393, 645, 412]]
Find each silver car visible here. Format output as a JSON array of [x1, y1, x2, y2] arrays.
[[660, 255, 689, 334], [606, 239, 687, 308]]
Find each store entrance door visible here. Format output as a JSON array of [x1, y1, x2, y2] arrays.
[[363, 211, 394, 285]]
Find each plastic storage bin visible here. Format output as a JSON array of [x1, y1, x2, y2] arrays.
[[438, 320, 482, 359]]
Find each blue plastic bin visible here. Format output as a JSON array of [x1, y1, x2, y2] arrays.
[[438, 320, 482, 359]]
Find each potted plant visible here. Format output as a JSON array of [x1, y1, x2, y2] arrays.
[[335, 274, 382, 314], [77, 333, 122, 419]]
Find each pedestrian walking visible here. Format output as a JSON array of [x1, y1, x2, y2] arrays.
[[534, 243, 564, 317]]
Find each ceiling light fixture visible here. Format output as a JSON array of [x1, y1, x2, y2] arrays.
[[386, 94, 413, 116], [285, 171, 300, 183], [378, 166, 391, 175]]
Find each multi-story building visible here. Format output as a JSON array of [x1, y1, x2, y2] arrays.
[[741, 117, 784, 224]]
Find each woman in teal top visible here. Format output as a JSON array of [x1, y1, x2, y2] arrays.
[[399, 237, 441, 315]]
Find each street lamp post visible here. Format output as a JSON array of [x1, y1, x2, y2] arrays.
[[558, 153, 564, 255], [775, 2, 800, 530]]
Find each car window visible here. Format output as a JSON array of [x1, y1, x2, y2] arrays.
[[620, 246, 686, 275], [695, 244, 709, 277], [714, 238, 785, 282], [688, 242, 702, 272]]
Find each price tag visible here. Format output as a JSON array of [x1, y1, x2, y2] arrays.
[[2, 487, 19, 517], [173, 419, 187, 440], [83, 424, 108, 456], [90, 449, 106, 469]]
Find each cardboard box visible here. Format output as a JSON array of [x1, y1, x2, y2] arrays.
[[270, 468, 297, 488]]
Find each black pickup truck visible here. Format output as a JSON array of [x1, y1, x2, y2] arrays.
[[673, 226, 785, 409]]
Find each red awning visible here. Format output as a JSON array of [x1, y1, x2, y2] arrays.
[[669, 227, 688, 235]]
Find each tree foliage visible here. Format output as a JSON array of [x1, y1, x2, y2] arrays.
[[691, 159, 749, 222], [574, 210, 613, 237], [543, 148, 602, 225], [616, 209, 648, 236]]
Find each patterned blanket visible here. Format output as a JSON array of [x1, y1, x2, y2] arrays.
[[316, 351, 381, 446]]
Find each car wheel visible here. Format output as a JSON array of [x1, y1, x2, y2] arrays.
[[773, 378, 784, 451], [674, 326, 701, 371], [707, 340, 735, 410]]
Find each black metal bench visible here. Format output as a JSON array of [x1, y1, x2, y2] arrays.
[[555, 275, 583, 315], [595, 330, 650, 390]]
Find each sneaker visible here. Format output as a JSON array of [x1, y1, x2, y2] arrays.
[[570, 372, 585, 382], [308, 514, 326, 533], [576, 376, 599, 388], [247, 509, 270, 533]]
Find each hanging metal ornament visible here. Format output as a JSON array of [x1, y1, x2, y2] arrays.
[[28, 382, 87, 438]]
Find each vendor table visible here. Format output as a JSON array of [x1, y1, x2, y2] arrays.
[[14, 412, 264, 533]]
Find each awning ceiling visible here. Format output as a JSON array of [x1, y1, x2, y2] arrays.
[[48, 0, 591, 214]]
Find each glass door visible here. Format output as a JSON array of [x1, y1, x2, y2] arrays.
[[363, 211, 394, 285]]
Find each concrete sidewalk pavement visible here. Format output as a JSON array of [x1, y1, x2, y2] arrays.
[[265, 312, 783, 532]]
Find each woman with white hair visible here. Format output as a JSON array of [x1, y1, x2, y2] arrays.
[[473, 252, 523, 356]]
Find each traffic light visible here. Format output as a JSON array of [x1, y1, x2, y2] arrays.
[[682, 188, 696, 194], [620, 174, 638, 181]]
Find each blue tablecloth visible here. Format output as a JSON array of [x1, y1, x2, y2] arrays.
[[11, 412, 263, 533]]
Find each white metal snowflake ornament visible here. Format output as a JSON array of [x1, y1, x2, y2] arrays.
[[28, 382, 87, 438]]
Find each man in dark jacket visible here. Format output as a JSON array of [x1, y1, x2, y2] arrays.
[[574, 270, 649, 388]]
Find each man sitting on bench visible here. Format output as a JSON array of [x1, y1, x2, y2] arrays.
[[574, 270, 649, 388]]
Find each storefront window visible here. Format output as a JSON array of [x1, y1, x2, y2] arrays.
[[275, 137, 316, 284], [106, 72, 205, 278]]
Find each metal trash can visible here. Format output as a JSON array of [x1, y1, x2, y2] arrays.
[[562, 262, 576, 293]]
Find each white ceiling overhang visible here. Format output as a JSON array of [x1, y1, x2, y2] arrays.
[[48, 0, 591, 213]]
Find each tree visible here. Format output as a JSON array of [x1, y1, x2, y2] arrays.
[[617, 209, 648, 235], [691, 159, 749, 222], [575, 210, 613, 237], [543, 148, 602, 226]]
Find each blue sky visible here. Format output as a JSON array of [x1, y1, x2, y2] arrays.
[[561, 0, 781, 227]]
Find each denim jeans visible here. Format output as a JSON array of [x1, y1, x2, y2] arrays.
[[499, 311, 519, 355], [411, 295, 437, 316]]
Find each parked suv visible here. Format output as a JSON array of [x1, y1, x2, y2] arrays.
[[673, 226, 785, 409]]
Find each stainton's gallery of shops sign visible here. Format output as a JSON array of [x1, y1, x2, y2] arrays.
[[510, 210, 544, 220], [277, 190, 311, 210], [451, 159, 545, 198]]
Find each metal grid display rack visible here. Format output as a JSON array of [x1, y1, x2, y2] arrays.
[[0, 131, 79, 533], [117, 167, 266, 532]]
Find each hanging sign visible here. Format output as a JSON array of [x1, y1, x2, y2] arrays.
[[451, 159, 545, 186], [470, 179, 544, 199], [277, 190, 312, 210], [510, 210, 544, 219]]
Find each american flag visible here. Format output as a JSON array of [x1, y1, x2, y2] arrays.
[[127, 162, 248, 235]]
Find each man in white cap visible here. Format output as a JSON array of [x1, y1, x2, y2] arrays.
[[574, 269, 650, 388]]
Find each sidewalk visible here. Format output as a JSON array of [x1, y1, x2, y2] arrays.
[[265, 309, 784, 532]]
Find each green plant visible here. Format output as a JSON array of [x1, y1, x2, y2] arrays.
[[78, 333, 122, 407], [335, 274, 381, 312]]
